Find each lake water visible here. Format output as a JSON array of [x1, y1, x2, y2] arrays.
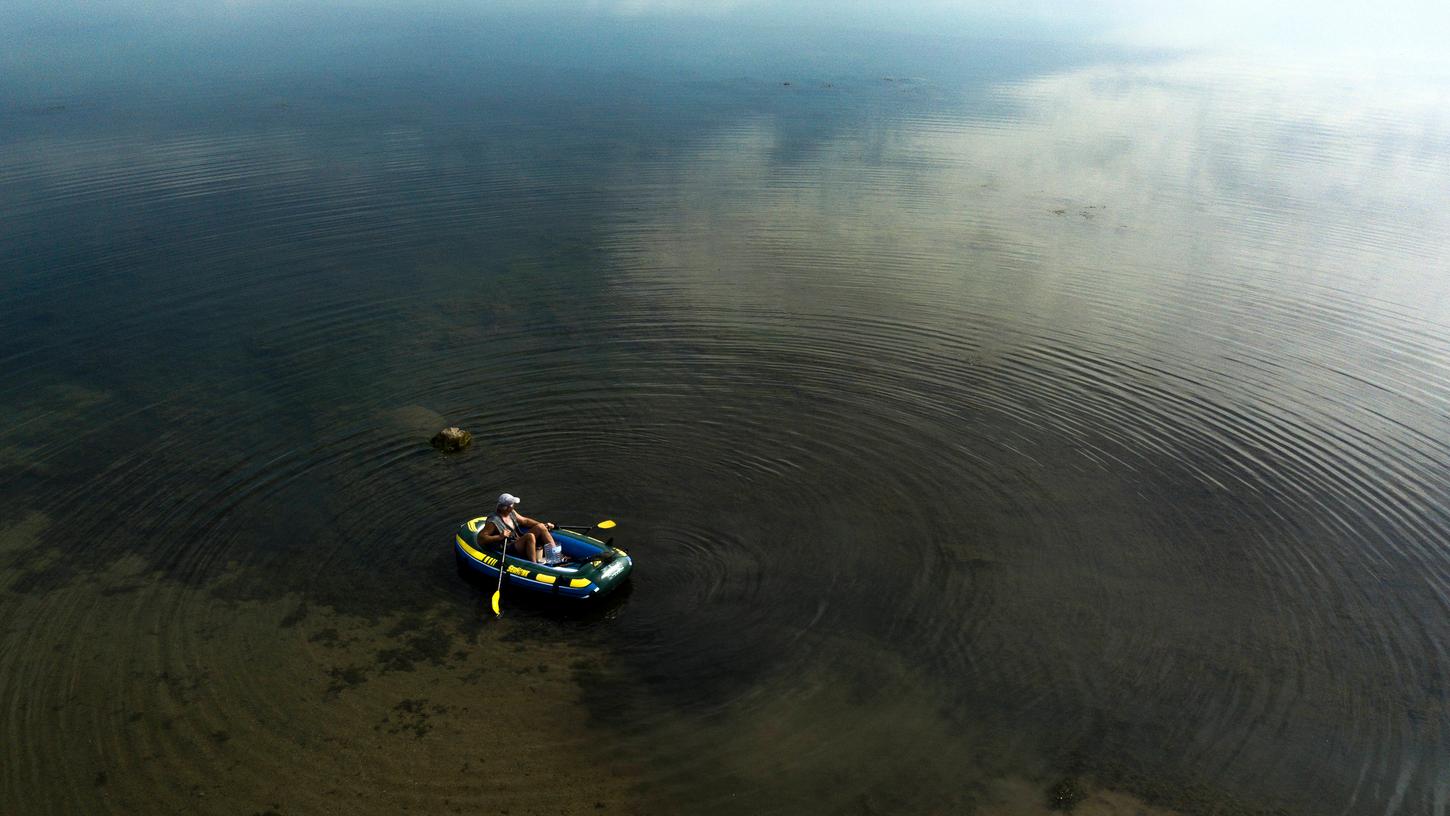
[[3, 5, 1450, 815]]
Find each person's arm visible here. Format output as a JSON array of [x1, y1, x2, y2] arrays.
[[514, 512, 554, 530], [479, 520, 507, 545]]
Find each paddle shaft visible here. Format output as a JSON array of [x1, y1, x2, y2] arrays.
[[490, 530, 514, 616], [554, 520, 615, 533]]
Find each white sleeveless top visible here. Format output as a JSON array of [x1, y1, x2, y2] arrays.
[[485, 511, 519, 540]]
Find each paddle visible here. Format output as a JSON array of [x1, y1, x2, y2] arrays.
[[554, 519, 616, 533], [489, 530, 513, 617]]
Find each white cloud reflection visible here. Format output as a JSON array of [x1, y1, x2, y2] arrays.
[[604, 53, 1450, 341]]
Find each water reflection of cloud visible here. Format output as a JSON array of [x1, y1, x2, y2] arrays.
[[611, 54, 1450, 321], [932, 57, 1449, 290]]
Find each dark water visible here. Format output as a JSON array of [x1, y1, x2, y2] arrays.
[[4, 6, 1450, 815]]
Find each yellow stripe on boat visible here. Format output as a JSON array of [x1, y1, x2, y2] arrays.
[[467, 517, 488, 533], [534, 573, 556, 585], [457, 535, 486, 561], [569, 578, 592, 588]]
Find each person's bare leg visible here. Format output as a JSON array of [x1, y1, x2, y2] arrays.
[[510, 532, 541, 563], [531, 523, 568, 563]]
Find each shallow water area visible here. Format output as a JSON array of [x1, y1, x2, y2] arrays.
[[3, 3, 1450, 814]]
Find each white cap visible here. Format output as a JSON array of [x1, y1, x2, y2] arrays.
[[497, 493, 521, 507]]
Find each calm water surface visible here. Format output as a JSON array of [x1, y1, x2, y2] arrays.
[[3, 6, 1450, 815]]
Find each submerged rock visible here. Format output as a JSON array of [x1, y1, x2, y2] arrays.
[[1047, 776, 1086, 811], [430, 427, 472, 452]]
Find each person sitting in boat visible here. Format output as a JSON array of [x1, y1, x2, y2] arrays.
[[480, 493, 567, 565]]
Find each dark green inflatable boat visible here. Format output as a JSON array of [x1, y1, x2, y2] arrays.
[[454, 516, 633, 600]]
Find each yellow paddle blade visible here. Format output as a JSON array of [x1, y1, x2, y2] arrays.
[[596, 520, 616, 530], [490, 591, 501, 616]]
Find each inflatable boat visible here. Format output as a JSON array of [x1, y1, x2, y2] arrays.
[[454, 517, 633, 600]]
